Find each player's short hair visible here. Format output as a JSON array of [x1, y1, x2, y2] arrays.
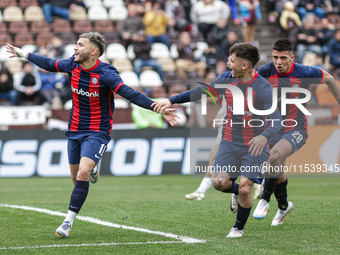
[[79, 32, 105, 57], [272, 39, 293, 53], [229, 42, 260, 68]]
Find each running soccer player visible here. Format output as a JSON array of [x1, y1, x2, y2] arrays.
[[6, 32, 179, 238], [253, 39, 340, 225], [153, 43, 282, 238]]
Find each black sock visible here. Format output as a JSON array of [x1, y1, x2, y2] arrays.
[[222, 182, 239, 195], [69, 180, 89, 214], [274, 179, 288, 210], [233, 204, 252, 230], [260, 177, 279, 202]]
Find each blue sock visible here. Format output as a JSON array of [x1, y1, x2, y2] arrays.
[[68, 180, 89, 214], [222, 182, 239, 195], [274, 179, 288, 210], [261, 177, 279, 202], [233, 204, 252, 230]]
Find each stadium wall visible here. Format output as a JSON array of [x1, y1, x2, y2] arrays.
[[0, 126, 339, 177]]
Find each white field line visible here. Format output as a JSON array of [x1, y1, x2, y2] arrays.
[[0, 204, 206, 245], [0, 241, 183, 250]]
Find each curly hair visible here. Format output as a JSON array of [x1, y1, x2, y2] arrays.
[[79, 32, 105, 57]]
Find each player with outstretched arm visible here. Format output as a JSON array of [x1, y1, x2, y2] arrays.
[[6, 32, 179, 238]]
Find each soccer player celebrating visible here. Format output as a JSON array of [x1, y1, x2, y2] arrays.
[[6, 32, 179, 238], [253, 39, 340, 225], [153, 43, 282, 238]]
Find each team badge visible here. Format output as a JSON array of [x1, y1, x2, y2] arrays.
[[293, 83, 300, 88], [92, 77, 98, 85]]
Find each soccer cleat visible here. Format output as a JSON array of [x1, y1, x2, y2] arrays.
[[185, 191, 205, 200], [230, 194, 239, 213], [271, 201, 294, 226], [56, 221, 72, 238], [253, 181, 264, 200], [253, 199, 270, 219], [226, 227, 243, 238], [89, 162, 99, 184]]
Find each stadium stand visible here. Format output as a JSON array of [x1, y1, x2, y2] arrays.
[[0, 0, 17, 9], [4, 59, 22, 73], [63, 44, 77, 58], [102, 31, 120, 45], [0, 32, 12, 46], [113, 59, 134, 72], [14, 32, 34, 47], [103, 0, 124, 8], [94, 20, 114, 33], [58, 32, 77, 45], [30, 20, 50, 34], [83, 0, 102, 9], [0, 21, 7, 32], [139, 70, 163, 87], [52, 19, 72, 33], [36, 31, 54, 45], [119, 70, 140, 87], [108, 5, 128, 21], [105, 43, 127, 60], [19, 0, 39, 8], [69, 5, 87, 21], [8, 21, 29, 34], [150, 42, 170, 59], [87, 4, 109, 21], [24, 5, 44, 22], [3, 6, 23, 22], [73, 20, 93, 34]]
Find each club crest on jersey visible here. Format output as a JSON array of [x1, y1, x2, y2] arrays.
[[92, 77, 98, 85], [292, 83, 300, 88]]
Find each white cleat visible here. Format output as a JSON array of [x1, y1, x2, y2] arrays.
[[230, 194, 239, 213], [185, 191, 205, 200], [226, 227, 243, 238], [253, 181, 264, 200], [89, 162, 100, 184], [271, 201, 294, 226], [253, 199, 269, 219], [56, 221, 72, 238]]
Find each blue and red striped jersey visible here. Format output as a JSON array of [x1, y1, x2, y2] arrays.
[[28, 54, 155, 137], [169, 71, 282, 145], [258, 62, 324, 135]]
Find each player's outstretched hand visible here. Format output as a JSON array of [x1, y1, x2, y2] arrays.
[[6, 44, 28, 59], [248, 135, 268, 156], [151, 99, 171, 113], [162, 108, 180, 126]]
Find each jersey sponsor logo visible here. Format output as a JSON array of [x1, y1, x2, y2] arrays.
[[71, 85, 99, 97]]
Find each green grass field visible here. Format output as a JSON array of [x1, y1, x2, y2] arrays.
[[0, 175, 339, 254]]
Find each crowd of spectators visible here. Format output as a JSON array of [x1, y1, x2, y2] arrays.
[[0, 0, 340, 128]]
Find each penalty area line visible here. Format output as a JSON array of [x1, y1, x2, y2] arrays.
[[0, 204, 206, 244], [0, 241, 183, 250]]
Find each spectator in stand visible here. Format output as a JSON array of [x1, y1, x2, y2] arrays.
[[0, 68, 17, 105], [215, 60, 227, 77], [159, 0, 187, 32], [50, 36, 65, 59], [328, 30, 340, 68], [132, 32, 163, 79], [297, 0, 325, 20], [14, 62, 41, 105], [190, 0, 231, 39], [41, 0, 85, 24], [125, 0, 150, 15], [224, 0, 240, 25], [220, 31, 240, 62], [279, 1, 302, 31], [265, 0, 299, 23], [175, 31, 207, 81], [296, 14, 323, 63], [143, 2, 172, 47], [239, 0, 262, 43], [120, 4, 145, 48], [38, 68, 66, 109], [323, 0, 339, 14], [203, 44, 218, 71], [212, 18, 233, 52], [317, 17, 335, 55]]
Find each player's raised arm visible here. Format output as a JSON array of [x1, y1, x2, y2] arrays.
[[322, 71, 340, 106], [6, 43, 29, 59]]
